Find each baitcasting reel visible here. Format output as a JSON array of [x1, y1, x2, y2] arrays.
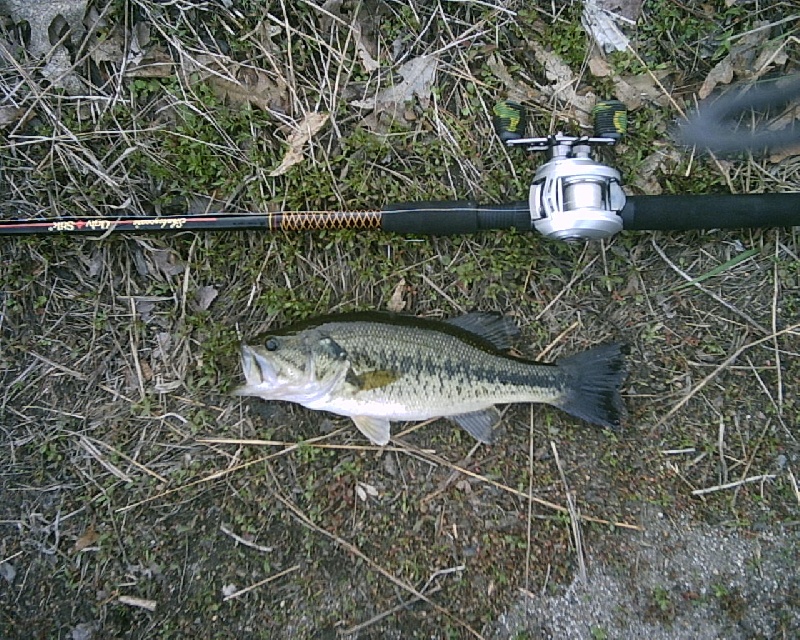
[[493, 100, 629, 242]]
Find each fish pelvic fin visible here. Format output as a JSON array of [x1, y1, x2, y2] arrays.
[[555, 343, 627, 428]]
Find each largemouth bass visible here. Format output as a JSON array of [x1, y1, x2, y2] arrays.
[[235, 312, 626, 445]]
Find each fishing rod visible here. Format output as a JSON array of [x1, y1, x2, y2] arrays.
[[2, 83, 799, 242]]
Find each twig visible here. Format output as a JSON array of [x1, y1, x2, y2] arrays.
[[117, 431, 343, 513], [222, 565, 299, 602], [744, 357, 790, 436], [78, 436, 133, 483], [691, 474, 777, 496], [404, 442, 642, 531], [198, 437, 424, 453], [419, 565, 465, 593], [651, 238, 769, 335], [219, 524, 273, 553], [654, 322, 800, 428], [787, 467, 800, 506], [264, 463, 486, 640], [420, 273, 468, 314], [732, 419, 772, 506], [540, 564, 551, 597], [420, 442, 481, 505], [118, 595, 157, 611], [342, 585, 443, 636], [551, 442, 586, 584], [717, 417, 728, 486], [524, 407, 535, 593], [537, 319, 582, 361], [772, 235, 784, 410], [76, 433, 168, 484]]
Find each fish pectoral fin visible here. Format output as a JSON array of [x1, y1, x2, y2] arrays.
[[351, 416, 392, 446], [451, 407, 501, 444]]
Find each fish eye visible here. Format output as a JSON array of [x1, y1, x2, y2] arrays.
[[265, 337, 279, 351]]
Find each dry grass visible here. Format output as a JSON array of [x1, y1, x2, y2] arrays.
[[1, 1, 799, 638]]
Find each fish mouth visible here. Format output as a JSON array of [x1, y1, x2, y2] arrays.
[[237, 344, 278, 389]]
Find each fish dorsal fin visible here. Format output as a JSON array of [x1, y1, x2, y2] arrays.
[[445, 312, 520, 351], [351, 416, 391, 445], [450, 407, 501, 444]]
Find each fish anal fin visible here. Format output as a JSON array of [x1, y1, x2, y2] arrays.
[[352, 416, 391, 445], [450, 407, 501, 444]]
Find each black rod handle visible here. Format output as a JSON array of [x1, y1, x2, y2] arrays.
[[621, 193, 800, 231], [381, 201, 530, 235]]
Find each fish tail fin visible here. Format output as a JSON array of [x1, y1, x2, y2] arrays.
[[555, 343, 627, 428]]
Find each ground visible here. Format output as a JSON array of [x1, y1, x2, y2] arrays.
[[1, 1, 799, 639]]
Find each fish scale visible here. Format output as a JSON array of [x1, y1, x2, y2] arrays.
[[235, 311, 627, 445]]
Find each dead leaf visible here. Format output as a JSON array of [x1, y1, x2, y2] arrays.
[[155, 332, 172, 359], [752, 38, 788, 74], [125, 45, 174, 79], [269, 112, 330, 177], [318, 0, 381, 73], [698, 22, 772, 99], [601, 0, 643, 20], [0, 0, 89, 93], [530, 41, 574, 88], [487, 54, 540, 103], [387, 278, 407, 312], [356, 481, 379, 502], [40, 46, 84, 93], [768, 138, 800, 164], [613, 71, 672, 109], [195, 285, 218, 311], [87, 248, 104, 278], [351, 55, 438, 114], [0, 561, 16, 584], [70, 622, 96, 640], [73, 525, 99, 553], [353, 20, 379, 73], [588, 55, 613, 78], [152, 249, 185, 277], [132, 51, 288, 110], [588, 51, 670, 109], [529, 42, 595, 125], [133, 299, 156, 323], [154, 378, 182, 394], [629, 147, 682, 195], [0, 106, 26, 129], [88, 28, 125, 65], [140, 360, 153, 382], [699, 58, 735, 100], [582, 0, 631, 53], [0, 0, 88, 57], [207, 64, 289, 111]]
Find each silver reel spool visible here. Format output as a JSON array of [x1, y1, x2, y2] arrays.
[[507, 134, 627, 241]]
